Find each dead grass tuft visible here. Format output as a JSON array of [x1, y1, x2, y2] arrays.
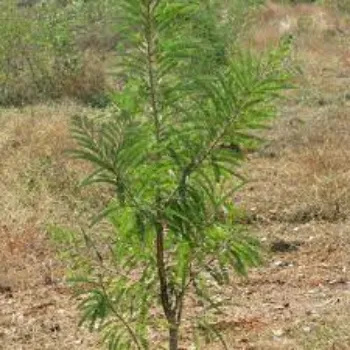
[[60, 51, 111, 106]]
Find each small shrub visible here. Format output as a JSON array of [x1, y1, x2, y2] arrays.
[[52, 1, 290, 349]]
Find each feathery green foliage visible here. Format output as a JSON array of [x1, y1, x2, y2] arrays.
[[56, 0, 291, 349]]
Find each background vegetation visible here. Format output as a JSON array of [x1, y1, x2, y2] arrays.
[[0, 0, 347, 107], [0, 0, 265, 106]]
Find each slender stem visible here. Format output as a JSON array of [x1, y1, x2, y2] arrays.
[[145, 0, 160, 142], [156, 222, 172, 320], [144, 2, 180, 349], [169, 324, 179, 350]]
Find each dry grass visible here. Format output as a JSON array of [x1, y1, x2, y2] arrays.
[[0, 44, 110, 107], [59, 51, 112, 106], [1, 1, 350, 349], [242, 106, 350, 224], [0, 103, 113, 349], [246, 1, 349, 50], [0, 102, 112, 286]]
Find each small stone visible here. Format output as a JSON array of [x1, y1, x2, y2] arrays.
[[303, 326, 311, 333], [272, 260, 290, 268], [273, 329, 284, 338]]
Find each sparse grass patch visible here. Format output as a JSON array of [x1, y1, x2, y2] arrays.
[[0, 102, 115, 349], [242, 106, 350, 224], [239, 0, 350, 225], [0, 103, 113, 290], [245, 0, 347, 52], [290, 305, 350, 349]]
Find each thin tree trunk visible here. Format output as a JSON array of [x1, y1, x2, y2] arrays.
[[169, 323, 179, 350]]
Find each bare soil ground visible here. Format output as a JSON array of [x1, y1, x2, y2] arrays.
[[1, 2, 350, 349]]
